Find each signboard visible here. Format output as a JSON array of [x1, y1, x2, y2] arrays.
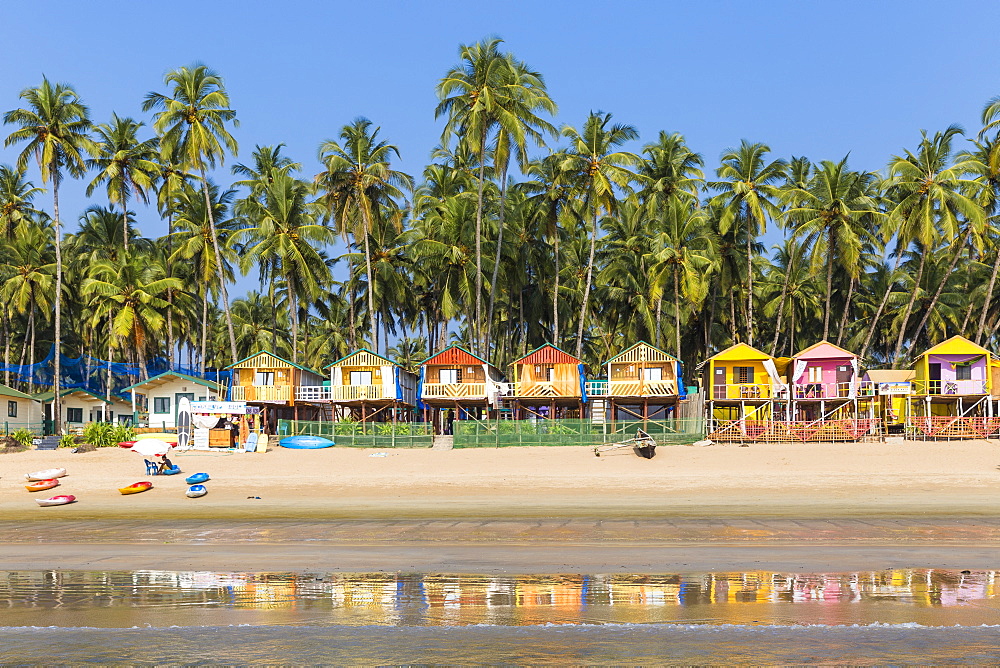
[[877, 382, 911, 395], [191, 401, 251, 414]]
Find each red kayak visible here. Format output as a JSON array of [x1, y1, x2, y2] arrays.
[[118, 441, 136, 448]]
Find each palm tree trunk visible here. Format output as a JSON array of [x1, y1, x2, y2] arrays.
[[287, 272, 298, 363], [360, 210, 379, 355], [859, 250, 904, 361], [347, 270, 357, 350], [200, 290, 209, 375], [199, 169, 238, 365], [3, 308, 9, 387], [976, 237, 1000, 344], [576, 201, 599, 359], [770, 264, 793, 356], [912, 228, 973, 343], [52, 181, 62, 436], [552, 232, 560, 346], [28, 305, 35, 395], [892, 251, 926, 362], [706, 281, 718, 351], [166, 205, 174, 367], [473, 134, 487, 356], [673, 266, 682, 359], [655, 295, 663, 349], [106, 318, 113, 416], [746, 229, 754, 347], [486, 168, 509, 358], [729, 288, 737, 344], [836, 274, 856, 347], [121, 183, 129, 254], [823, 231, 834, 340]]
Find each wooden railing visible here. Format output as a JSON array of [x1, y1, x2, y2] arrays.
[[605, 380, 678, 397], [712, 383, 775, 400], [515, 380, 580, 398], [230, 385, 291, 402], [421, 382, 487, 399], [791, 381, 875, 399], [910, 379, 988, 396]]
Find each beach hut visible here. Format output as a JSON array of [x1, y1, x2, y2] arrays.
[[121, 371, 222, 429], [595, 341, 684, 422], [505, 344, 586, 419], [319, 348, 418, 422], [33, 388, 133, 430], [862, 369, 914, 432], [907, 335, 1000, 438], [226, 351, 326, 405], [702, 343, 786, 441], [419, 345, 504, 433], [788, 341, 875, 421], [0, 384, 42, 434]]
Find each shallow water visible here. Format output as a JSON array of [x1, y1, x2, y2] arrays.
[[0, 569, 998, 663]]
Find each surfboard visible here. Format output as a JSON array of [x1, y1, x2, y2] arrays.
[[278, 435, 335, 449], [244, 432, 258, 453], [256, 433, 268, 453], [176, 397, 192, 450]]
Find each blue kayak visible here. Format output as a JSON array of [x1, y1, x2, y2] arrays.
[[186, 484, 207, 498], [162, 465, 182, 475], [185, 472, 210, 484], [278, 435, 335, 449]]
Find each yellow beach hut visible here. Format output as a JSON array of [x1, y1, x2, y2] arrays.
[[703, 343, 787, 441]]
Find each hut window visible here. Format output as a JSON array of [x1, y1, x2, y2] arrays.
[[644, 367, 662, 382], [7, 401, 16, 418], [153, 397, 171, 414], [807, 367, 823, 383], [67, 407, 83, 423], [440, 369, 460, 384], [735, 366, 754, 384], [956, 365, 972, 381], [350, 371, 373, 386], [254, 371, 275, 386]]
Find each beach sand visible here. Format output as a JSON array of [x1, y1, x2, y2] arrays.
[[2, 440, 999, 573]]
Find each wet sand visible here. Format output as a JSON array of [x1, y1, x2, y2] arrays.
[[2, 442, 999, 573]]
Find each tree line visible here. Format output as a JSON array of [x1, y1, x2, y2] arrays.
[[3, 38, 1000, 433]]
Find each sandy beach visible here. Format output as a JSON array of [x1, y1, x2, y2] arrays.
[[0, 441, 998, 573]]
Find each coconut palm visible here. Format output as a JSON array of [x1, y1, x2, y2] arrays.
[[143, 65, 240, 364], [558, 111, 642, 357], [315, 118, 412, 355], [4, 77, 95, 434], [0, 165, 44, 240], [86, 113, 160, 252], [709, 141, 786, 347]]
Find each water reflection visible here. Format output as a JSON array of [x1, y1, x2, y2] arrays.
[[0, 569, 996, 628]]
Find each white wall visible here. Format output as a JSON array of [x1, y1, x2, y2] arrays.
[[2, 396, 42, 433], [140, 378, 219, 429]]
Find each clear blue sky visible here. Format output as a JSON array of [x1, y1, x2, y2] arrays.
[[2, 0, 999, 294]]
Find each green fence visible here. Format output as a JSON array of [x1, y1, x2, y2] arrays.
[[276, 420, 434, 448], [452, 418, 706, 448]]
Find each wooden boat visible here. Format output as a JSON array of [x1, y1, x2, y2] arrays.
[[25, 479, 59, 492], [593, 429, 657, 459], [185, 472, 210, 484], [186, 484, 207, 498], [36, 494, 76, 507], [119, 481, 153, 495], [25, 467, 67, 481]]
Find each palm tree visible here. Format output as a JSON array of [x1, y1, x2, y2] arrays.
[[709, 141, 786, 347], [436, 38, 556, 354], [558, 112, 642, 357], [236, 172, 333, 362], [783, 158, 883, 339], [0, 165, 44, 239], [962, 135, 1000, 343], [4, 77, 94, 435], [143, 65, 240, 365], [884, 126, 983, 361], [86, 113, 160, 252], [316, 118, 412, 355]]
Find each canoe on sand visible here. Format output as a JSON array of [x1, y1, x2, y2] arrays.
[[25, 479, 59, 492], [25, 468, 67, 481], [36, 494, 76, 507], [119, 481, 153, 495]]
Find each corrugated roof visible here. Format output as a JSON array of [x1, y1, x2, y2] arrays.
[[605, 341, 678, 365], [422, 345, 491, 367], [0, 384, 34, 400], [225, 350, 323, 376], [512, 344, 582, 366], [793, 341, 857, 360], [121, 371, 222, 393], [864, 369, 915, 382], [326, 348, 398, 369], [32, 388, 108, 403]]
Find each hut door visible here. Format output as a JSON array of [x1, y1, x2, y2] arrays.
[[836, 365, 851, 383], [929, 363, 942, 394]]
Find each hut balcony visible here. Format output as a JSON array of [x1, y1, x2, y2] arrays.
[[422, 382, 487, 399], [712, 382, 776, 400], [606, 379, 678, 398], [230, 385, 291, 402], [910, 379, 988, 396], [507, 379, 580, 398], [792, 380, 875, 400]]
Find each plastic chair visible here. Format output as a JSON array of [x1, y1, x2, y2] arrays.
[[144, 459, 160, 475]]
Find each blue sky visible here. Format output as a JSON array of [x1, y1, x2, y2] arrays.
[[2, 0, 999, 294]]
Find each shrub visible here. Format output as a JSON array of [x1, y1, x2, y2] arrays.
[[9, 429, 33, 447], [59, 434, 76, 448]]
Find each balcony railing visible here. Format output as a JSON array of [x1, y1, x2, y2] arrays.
[[421, 382, 487, 399], [515, 380, 580, 398], [910, 379, 988, 396], [585, 380, 608, 396], [712, 383, 775, 400], [230, 385, 291, 402], [604, 379, 678, 397], [295, 385, 390, 402], [791, 381, 875, 400]]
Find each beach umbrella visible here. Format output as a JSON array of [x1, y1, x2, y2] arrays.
[[131, 439, 172, 457]]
